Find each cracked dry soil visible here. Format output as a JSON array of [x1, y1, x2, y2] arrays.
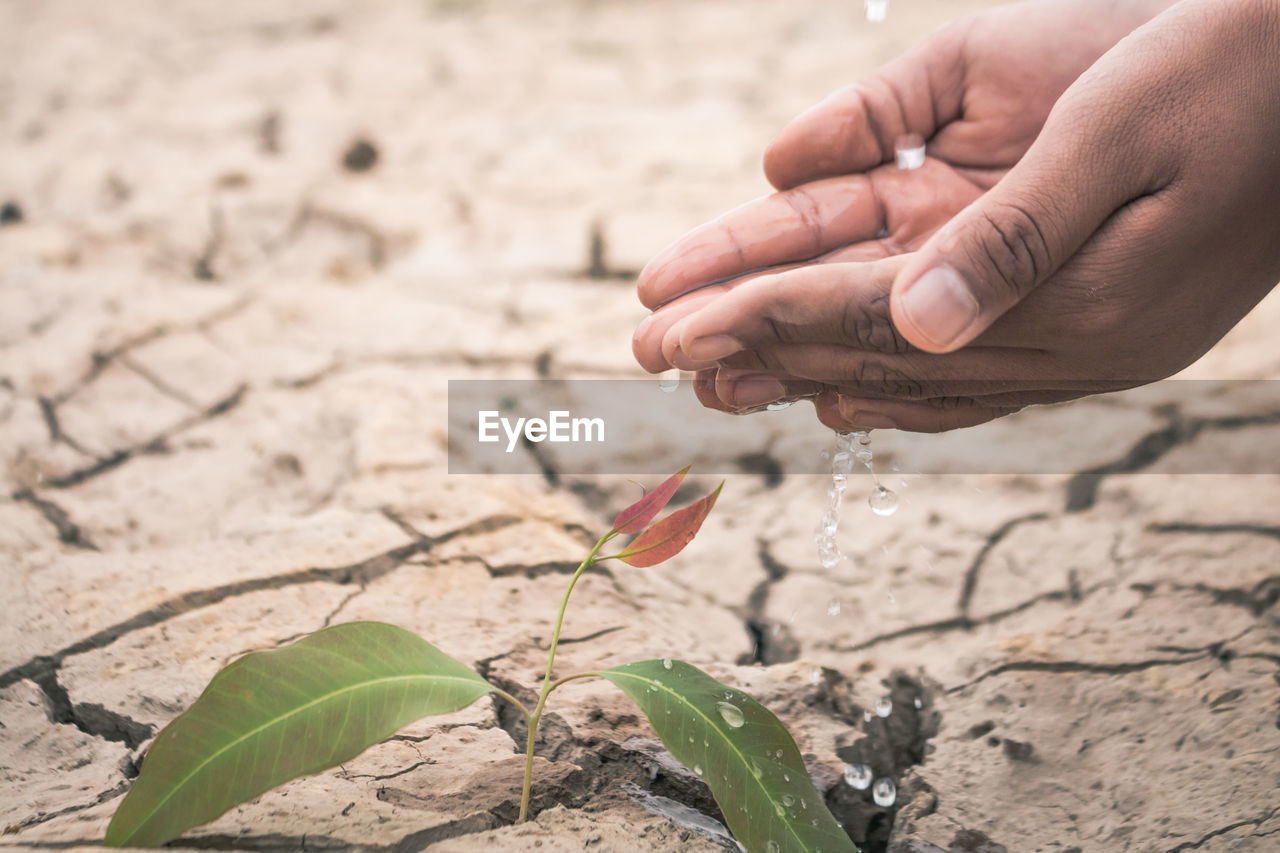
[[3, 1, 1280, 851]]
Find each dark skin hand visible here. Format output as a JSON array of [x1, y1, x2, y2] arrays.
[[633, 0, 1280, 432]]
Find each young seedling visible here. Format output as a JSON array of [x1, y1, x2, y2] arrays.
[[104, 469, 858, 853]]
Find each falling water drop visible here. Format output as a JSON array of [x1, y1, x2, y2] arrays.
[[895, 133, 926, 170], [717, 702, 745, 729], [875, 696, 893, 718], [873, 777, 897, 807], [869, 486, 900, 517], [842, 763, 873, 790], [657, 370, 680, 393]]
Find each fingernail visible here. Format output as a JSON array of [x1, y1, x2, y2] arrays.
[[837, 398, 897, 430], [685, 334, 742, 362], [731, 375, 786, 408], [634, 313, 658, 341], [848, 411, 897, 430], [899, 266, 979, 349]]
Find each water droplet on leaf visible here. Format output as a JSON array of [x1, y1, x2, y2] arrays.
[[716, 701, 745, 728]]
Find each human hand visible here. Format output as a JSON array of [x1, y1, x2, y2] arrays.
[[633, 0, 1280, 431]]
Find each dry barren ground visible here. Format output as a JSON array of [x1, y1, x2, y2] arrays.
[[3, 1, 1279, 851]]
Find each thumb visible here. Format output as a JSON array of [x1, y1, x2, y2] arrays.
[[890, 85, 1159, 354]]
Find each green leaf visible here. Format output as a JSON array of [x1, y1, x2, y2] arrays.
[[611, 465, 691, 535], [613, 481, 723, 567], [599, 660, 857, 853], [105, 622, 496, 848]]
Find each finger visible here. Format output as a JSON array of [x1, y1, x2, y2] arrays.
[[660, 256, 1049, 368], [662, 257, 911, 365], [814, 393, 1017, 434], [638, 175, 883, 310], [715, 343, 1058, 400], [692, 369, 733, 414], [763, 24, 968, 190], [889, 62, 1173, 354], [633, 289, 726, 373], [712, 368, 824, 411], [634, 240, 906, 373]]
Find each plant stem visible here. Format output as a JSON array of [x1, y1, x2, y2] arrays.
[[515, 532, 613, 824]]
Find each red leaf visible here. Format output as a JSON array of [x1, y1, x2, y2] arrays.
[[611, 465, 691, 535], [616, 482, 723, 567]]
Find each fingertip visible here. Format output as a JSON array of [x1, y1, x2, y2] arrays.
[[890, 263, 984, 354]]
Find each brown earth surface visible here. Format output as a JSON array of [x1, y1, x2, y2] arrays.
[[3, 1, 1279, 852]]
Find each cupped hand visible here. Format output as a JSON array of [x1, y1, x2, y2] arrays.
[[632, 0, 1280, 432]]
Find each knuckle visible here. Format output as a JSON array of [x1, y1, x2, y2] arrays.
[[838, 291, 911, 354], [719, 349, 775, 373], [842, 358, 930, 400], [971, 200, 1055, 301]]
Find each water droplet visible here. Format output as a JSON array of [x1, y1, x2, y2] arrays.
[[842, 763, 872, 790], [826, 599, 842, 616], [782, 794, 795, 807], [688, 735, 695, 744], [766, 400, 793, 411], [717, 701, 745, 728], [809, 668, 822, 686], [895, 133, 925, 170], [766, 842, 781, 853], [887, 590, 897, 605], [750, 760, 763, 779], [820, 510, 839, 537], [869, 486, 899, 517], [856, 431, 872, 445], [820, 551, 841, 569], [657, 371, 680, 393], [694, 764, 704, 776], [704, 739, 710, 747], [863, 710, 873, 723], [783, 773, 791, 783], [914, 697, 923, 709], [724, 691, 733, 700], [800, 798, 807, 810], [774, 749, 784, 760], [662, 658, 672, 670], [873, 777, 896, 807], [854, 446, 874, 464], [774, 803, 785, 817], [875, 696, 892, 718]]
